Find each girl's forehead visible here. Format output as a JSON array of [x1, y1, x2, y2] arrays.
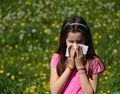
[[67, 32, 82, 40]]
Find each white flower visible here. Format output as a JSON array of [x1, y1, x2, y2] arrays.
[[19, 34, 24, 40], [116, 40, 120, 44], [32, 29, 36, 33], [109, 35, 112, 39], [28, 45, 32, 52], [44, 28, 51, 34], [113, 49, 117, 54], [2, 39, 5, 43]]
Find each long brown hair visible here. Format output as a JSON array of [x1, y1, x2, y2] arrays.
[[56, 16, 98, 79]]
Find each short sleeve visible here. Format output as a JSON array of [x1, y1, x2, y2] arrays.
[[92, 57, 105, 75], [50, 53, 60, 68]]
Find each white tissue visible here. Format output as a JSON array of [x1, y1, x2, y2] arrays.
[[65, 44, 88, 57]]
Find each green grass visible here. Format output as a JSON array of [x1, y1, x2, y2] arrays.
[[0, 0, 120, 94]]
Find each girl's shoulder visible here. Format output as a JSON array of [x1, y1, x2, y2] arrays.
[[52, 53, 60, 58], [86, 56, 105, 75], [50, 53, 60, 68], [92, 56, 105, 74]]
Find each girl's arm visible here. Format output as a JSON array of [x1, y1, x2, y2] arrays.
[[50, 46, 76, 94], [75, 47, 99, 94], [50, 67, 72, 94], [78, 69, 99, 94]]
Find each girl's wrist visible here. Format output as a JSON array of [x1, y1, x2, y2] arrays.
[[77, 67, 85, 71], [78, 70, 86, 74], [67, 58, 75, 67], [77, 66, 86, 74], [76, 64, 84, 69], [66, 65, 74, 72]]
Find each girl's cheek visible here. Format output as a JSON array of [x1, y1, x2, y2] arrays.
[[66, 42, 72, 47]]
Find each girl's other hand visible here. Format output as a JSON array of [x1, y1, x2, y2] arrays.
[[75, 46, 85, 68]]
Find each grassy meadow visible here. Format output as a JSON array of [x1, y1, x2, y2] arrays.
[[0, 0, 120, 94]]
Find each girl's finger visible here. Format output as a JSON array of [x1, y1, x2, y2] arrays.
[[68, 45, 72, 54], [75, 46, 79, 57], [79, 46, 83, 55]]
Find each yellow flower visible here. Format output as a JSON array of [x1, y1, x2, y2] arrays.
[[16, 64, 18, 67], [67, 0, 72, 2], [42, 82, 47, 89], [107, 90, 110, 93], [0, 70, 4, 74], [11, 75, 15, 80], [108, 66, 111, 69], [20, 22, 26, 27], [22, 66, 26, 69], [95, 18, 99, 22], [21, 57, 24, 61], [25, 88, 29, 92], [43, 73, 47, 79], [116, 12, 120, 17], [51, 21, 57, 27], [16, 83, 20, 87], [18, 71, 22, 75], [5, 44, 9, 48], [104, 76, 108, 80], [1, 65, 4, 68], [25, 1, 32, 6], [17, 8, 21, 11], [26, 56, 29, 60], [94, 40, 98, 45], [43, 63, 49, 67], [6, 72, 11, 76], [45, 92, 50, 94], [54, 36, 59, 42], [34, 73, 38, 77], [9, 46, 13, 50], [3, 21, 9, 26], [95, 49, 98, 55], [32, 85, 37, 89], [93, 35, 97, 39], [102, 81, 105, 84], [10, 60, 13, 64], [112, 22, 115, 26], [40, 31, 43, 35], [30, 89, 35, 93], [103, 23, 107, 27], [98, 35, 101, 39], [28, 17, 31, 21], [27, 63, 31, 67], [15, 44, 19, 48], [30, 67, 34, 71], [103, 92, 107, 94], [95, 32, 99, 36], [0, 13, 2, 19]]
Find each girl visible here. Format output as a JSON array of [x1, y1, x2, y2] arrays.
[[50, 16, 105, 94]]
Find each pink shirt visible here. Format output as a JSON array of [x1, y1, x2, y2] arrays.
[[50, 53, 105, 94]]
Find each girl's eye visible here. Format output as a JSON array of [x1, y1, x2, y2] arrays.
[[69, 40, 74, 43], [77, 40, 81, 43]]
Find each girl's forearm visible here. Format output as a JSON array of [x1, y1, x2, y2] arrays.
[[78, 72, 94, 94], [50, 68, 72, 94]]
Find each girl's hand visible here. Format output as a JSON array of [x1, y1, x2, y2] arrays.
[[68, 45, 76, 59], [75, 46, 85, 68], [66, 57, 75, 68]]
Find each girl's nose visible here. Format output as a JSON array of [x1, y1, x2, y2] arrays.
[[73, 41, 77, 44], [73, 43, 77, 49]]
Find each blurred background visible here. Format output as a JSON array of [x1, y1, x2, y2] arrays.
[[0, 0, 120, 94]]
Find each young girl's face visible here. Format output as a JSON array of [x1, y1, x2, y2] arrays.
[[66, 32, 85, 47]]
